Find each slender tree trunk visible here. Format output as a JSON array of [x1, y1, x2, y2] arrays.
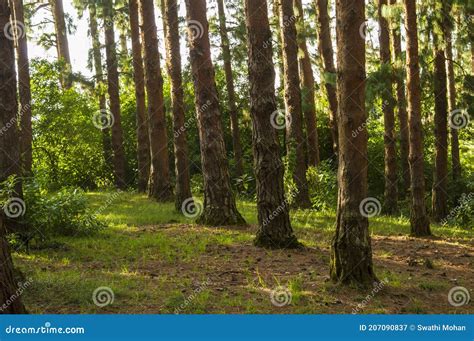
[[184, 0, 245, 226], [330, 0, 376, 286], [140, 0, 173, 201], [389, 0, 410, 197], [403, 0, 430, 236], [129, 0, 150, 193], [12, 0, 32, 175], [104, 0, 127, 189], [50, 0, 71, 88], [295, 0, 320, 167], [443, 5, 461, 182], [89, 3, 113, 177], [0, 215, 26, 314], [162, 0, 193, 210], [315, 0, 338, 159], [272, 0, 285, 99], [279, 0, 311, 208], [245, 0, 300, 249], [432, 36, 449, 222], [378, 0, 398, 214], [216, 0, 244, 179]]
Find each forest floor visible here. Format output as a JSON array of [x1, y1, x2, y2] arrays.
[[14, 191, 473, 314]]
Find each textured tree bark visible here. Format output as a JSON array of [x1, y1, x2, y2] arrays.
[[330, 0, 376, 286], [294, 0, 320, 167], [279, 0, 311, 208], [378, 0, 398, 214], [12, 0, 32, 175], [216, 0, 244, 179], [0, 0, 22, 192], [389, 0, 410, 197], [184, 0, 245, 226], [0, 0, 24, 236], [89, 3, 113, 178], [245, 0, 300, 249], [403, 0, 430, 236], [443, 4, 461, 182], [50, 0, 71, 88], [104, 0, 127, 189], [129, 0, 150, 193], [315, 0, 338, 159], [432, 39, 449, 222], [0, 215, 26, 314], [162, 0, 193, 210], [140, 0, 173, 201]]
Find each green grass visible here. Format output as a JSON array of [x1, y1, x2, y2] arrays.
[[13, 191, 474, 314]]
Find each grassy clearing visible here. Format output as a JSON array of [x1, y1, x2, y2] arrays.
[[14, 191, 474, 314]]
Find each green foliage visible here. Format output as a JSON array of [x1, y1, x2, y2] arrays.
[[22, 180, 106, 240], [306, 162, 337, 211], [30, 59, 109, 189], [1, 178, 105, 246], [443, 193, 474, 228]]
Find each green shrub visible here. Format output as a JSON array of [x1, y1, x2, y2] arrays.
[[306, 161, 338, 211], [1, 178, 105, 245]]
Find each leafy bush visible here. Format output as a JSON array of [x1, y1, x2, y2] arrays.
[[306, 161, 338, 211], [1, 178, 105, 245], [443, 193, 474, 228]]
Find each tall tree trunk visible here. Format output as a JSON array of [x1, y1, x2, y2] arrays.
[[279, 0, 311, 208], [104, 0, 127, 189], [245, 0, 300, 249], [89, 3, 113, 178], [162, 0, 193, 210], [272, 0, 285, 100], [129, 0, 150, 193], [0, 0, 23, 202], [216, 0, 244, 179], [378, 0, 398, 214], [140, 0, 173, 201], [389, 0, 410, 197], [443, 4, 461, 182], [0, 215, 26, 314], [295, 0, 320, 167], [432, 35, 449, 222], [403, 0, 430, 236], [50, 0, 71, 88], [330, 0, 376, 285], [12, 0, 32, 174], [315, 0, 338, 159], [184, 0, 245, 226]]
